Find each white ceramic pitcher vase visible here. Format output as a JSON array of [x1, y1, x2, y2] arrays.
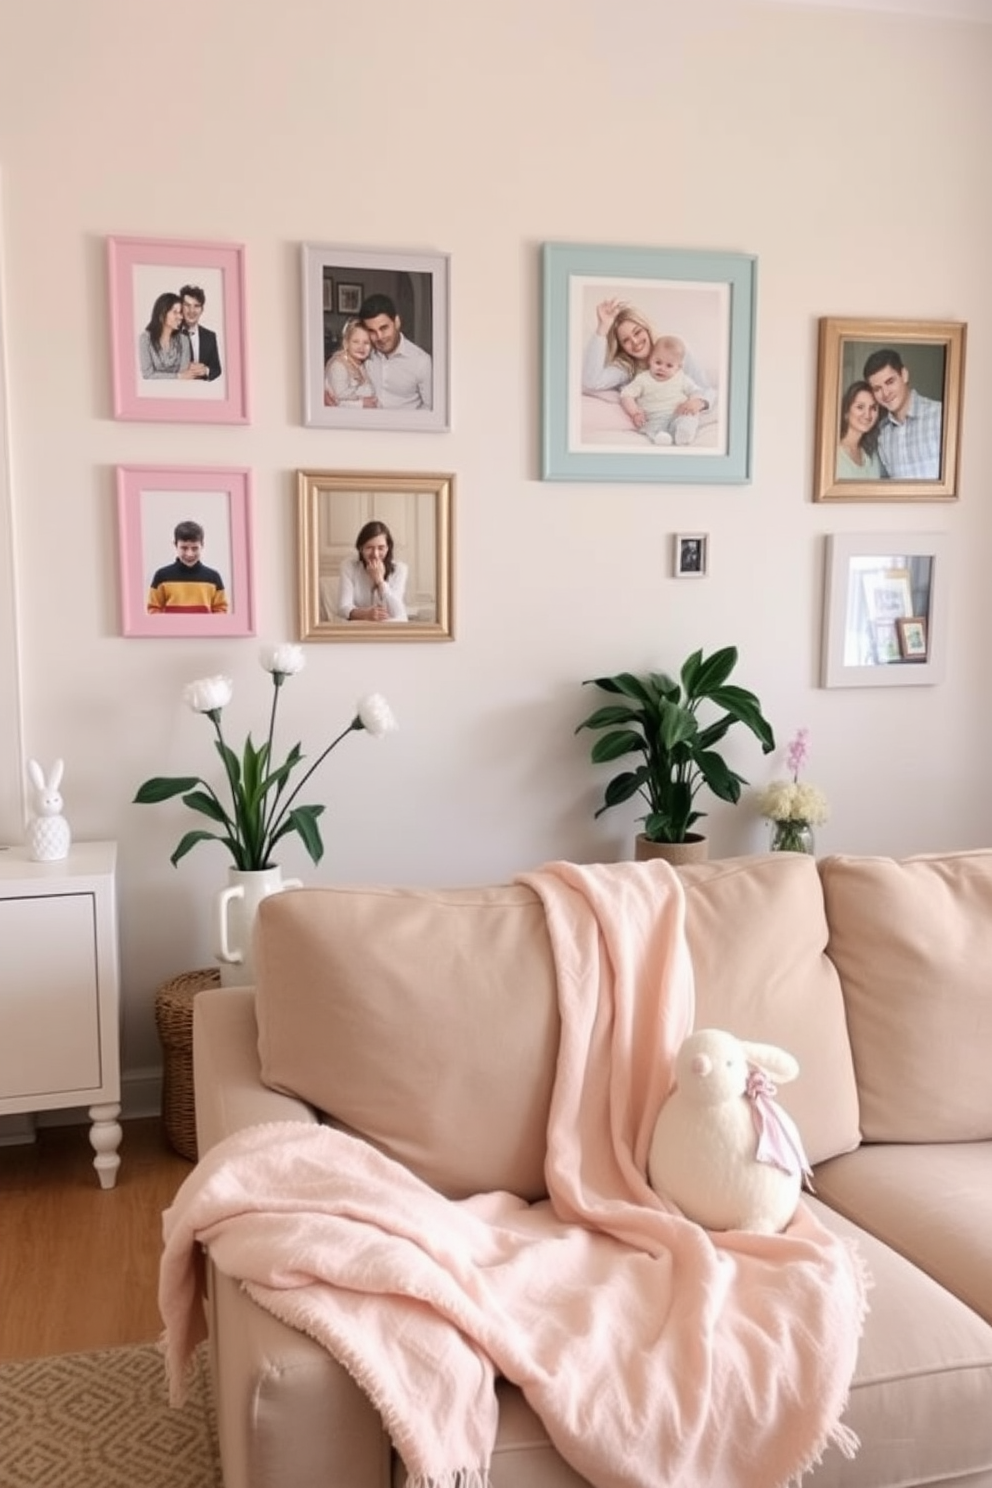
[[214, 865, 303, 987]]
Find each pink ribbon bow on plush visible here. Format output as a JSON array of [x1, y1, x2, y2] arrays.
[[745, 1067, 814, 1186]]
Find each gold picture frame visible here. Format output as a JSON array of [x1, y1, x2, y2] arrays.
[[297, 470, 454, 643], [813, 317, 966, 502]]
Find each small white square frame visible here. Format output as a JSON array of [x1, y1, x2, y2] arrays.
[[674, 532, 708, 578], [821, 532, 949, 687]]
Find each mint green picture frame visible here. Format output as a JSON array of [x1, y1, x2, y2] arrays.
[[541, 243, 757, 484]]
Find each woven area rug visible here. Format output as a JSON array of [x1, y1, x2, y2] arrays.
[[0, 1340, 221, 1488]]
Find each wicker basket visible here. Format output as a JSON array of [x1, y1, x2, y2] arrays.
[[154, 967, 221, 1161]]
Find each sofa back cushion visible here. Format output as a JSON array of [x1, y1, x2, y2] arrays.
[[255, 884, 560, 1201], [820, 850, 992, 1142], [678, 854, 861, 1165], [254, 857, 861, 1203]]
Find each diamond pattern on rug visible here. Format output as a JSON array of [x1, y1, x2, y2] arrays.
[[0, 1340, 220, 1488]]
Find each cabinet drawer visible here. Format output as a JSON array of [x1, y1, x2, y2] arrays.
[[0, 894, 101, 1098]]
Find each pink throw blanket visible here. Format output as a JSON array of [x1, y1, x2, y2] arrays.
[[159, 860, 868, 1488]]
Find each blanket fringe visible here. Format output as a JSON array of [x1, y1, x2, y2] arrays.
[[406, 1474, 491, 1488]]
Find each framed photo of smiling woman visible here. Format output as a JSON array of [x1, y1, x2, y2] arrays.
[[813, 317, 966, 502]]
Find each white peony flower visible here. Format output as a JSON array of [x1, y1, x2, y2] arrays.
[[138, 670, 395, 873], [259, 643, 305, 677], [356, 693, 397, 738], [183, 675, 233, 714], [759, 779, 829, 826]]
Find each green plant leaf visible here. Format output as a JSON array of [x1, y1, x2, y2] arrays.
[[657, 699, 698, 753], [214, 738, 242, 788], [589, 729, 647, 764], [695, 716, 733, 751], [133, 776, 201, 804], [241, 735, 266, 808], [707, 686, 776, 751], [260, 743, 303, 798], [600, 767, 649, 808], [574, 703, 642, 734], [695, 750, 746, 803], [180, 790, 229, 825], [270, 803, 326, 864], [684, 646, 738, 696], [646, 671, 680, 700], [170, 828, 240, 868], [585, 672, 656, 707]]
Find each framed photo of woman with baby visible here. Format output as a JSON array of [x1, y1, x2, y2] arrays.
[[108, 236, 249, 424], [813, 317, 966, 503], [541, 243, 757, 484]]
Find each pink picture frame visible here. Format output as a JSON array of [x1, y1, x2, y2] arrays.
[[108, 236, 249, 423], [116, 465, 255, 637]]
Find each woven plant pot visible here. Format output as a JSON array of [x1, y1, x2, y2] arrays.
[[633, 833, 709, 866]]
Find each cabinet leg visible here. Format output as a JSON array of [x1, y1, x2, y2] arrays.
[[88, 1102, 122, 1189]]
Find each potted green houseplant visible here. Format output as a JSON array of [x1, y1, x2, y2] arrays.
[[575, 645, 775, 862]]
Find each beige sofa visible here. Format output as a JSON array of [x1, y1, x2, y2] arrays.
[[192, 850, 992, 1488]]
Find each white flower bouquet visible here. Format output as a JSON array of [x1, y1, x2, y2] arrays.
[[758, 728, 828, 853], [134, 644, 396, 870]]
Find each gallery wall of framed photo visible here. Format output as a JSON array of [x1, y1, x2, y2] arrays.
[[102, 230, 967, 689], [105, 234, 455, 642]]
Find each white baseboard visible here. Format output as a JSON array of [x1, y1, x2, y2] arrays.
[[0, 1067, 164, 1143]]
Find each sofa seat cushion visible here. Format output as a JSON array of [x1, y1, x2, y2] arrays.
[[820, 850, 992, 1142], [804, 1197, 992, 1487], [210, 1194, 992, 1488], [814, 1142, 992, 1327], [678, 854, 861, 1165], [254, 884, 560, 1201]]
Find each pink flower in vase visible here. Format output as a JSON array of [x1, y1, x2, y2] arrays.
[[785, 728, 811, 783]]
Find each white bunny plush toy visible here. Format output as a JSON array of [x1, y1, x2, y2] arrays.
[[647, 1027, 814, 1234], [26, 758, 72, 862]]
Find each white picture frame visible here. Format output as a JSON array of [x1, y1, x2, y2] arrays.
[[674, 533, 708, 578], [301, 245, 450, 432], [821, 532, 949, 687]]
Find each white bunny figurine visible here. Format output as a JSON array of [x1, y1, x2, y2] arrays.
[[26, 758, 72, 862], [647, 1027, 813, 1234]]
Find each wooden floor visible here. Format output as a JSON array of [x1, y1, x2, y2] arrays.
[[0, 1116, 193, 1361]]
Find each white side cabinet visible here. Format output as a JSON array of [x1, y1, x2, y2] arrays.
[[0, 841, 121, 1188]]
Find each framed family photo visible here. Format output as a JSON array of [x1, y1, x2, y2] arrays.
[[813, 317, 966, 502], [296, 469, 454, 643], [541, 242, 757, 484], [820, 532, 948, 687], [301, 245, 450, 432], [107, 237, 249, 423], [116, 464, 255, 638]]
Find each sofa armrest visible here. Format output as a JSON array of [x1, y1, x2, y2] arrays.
[[208, 1266, 390, 1488], [193, 985, 316, 1153], [193, 985, 391, 1488]]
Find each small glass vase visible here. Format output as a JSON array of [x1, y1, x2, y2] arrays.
[[769, 819, 815, 855]]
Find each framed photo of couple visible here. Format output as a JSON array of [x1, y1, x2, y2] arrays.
[[541, 242, 757, 484], [814, 317, 966, 502], [107, 236, 249, 423], [301, 245, 450, 432]]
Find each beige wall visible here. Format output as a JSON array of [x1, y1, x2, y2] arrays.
[[0, 0, 989, 1087]]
